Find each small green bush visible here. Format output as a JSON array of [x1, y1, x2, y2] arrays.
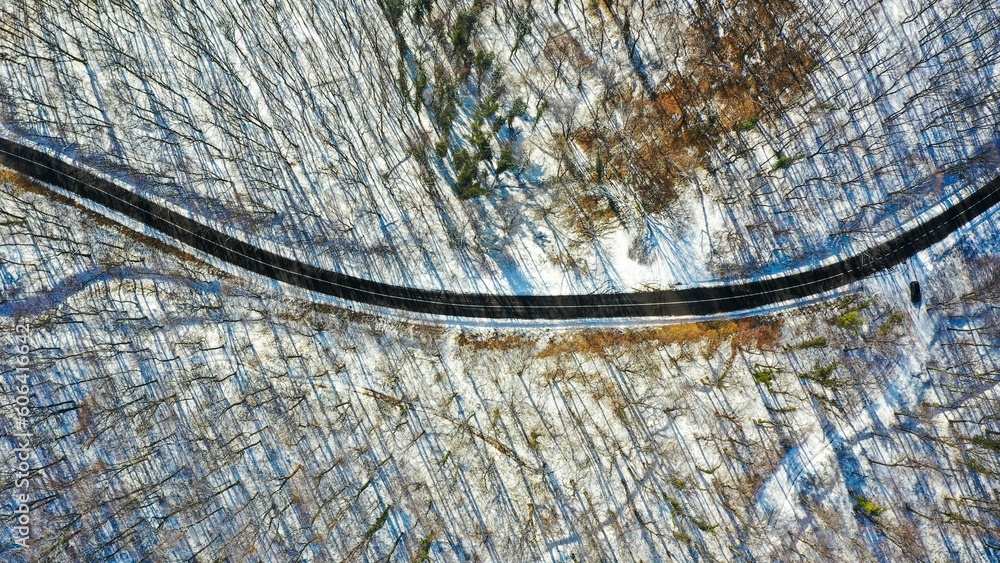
[[496, 146, 517, 175], [378, 0, 405, 28], [966, 457, 990, 474], [453, 148, 488, 199], [450, 3, 484, 65], [972, 434, 1000, 453], [533, 99, 548, 129], [468, 125, 493, 162], [528, 429, 543, 451], [363, 505, 392, 542], [832, 310, 863, 332], [752, 367, 775, 386], [794, 336, 828, 349], [836, 295, 870, 311], [414, 533, 434, 562], [736, 115, 759, 132], [801, 362, 838, 387], [413, 66, 428, 110], [693, 519, 717, 533], [472, 49, 494, 84], [507, 97, 529, 126], [853, 494, 884, 520], [772, 153, 802, 171], [412, 0, 433, 26], [877, 311, 905, 337], [430, 77, 459, 135], [512, 9, 534, 54], [666, 497, 683, 514], [434, 138, 449, 159]]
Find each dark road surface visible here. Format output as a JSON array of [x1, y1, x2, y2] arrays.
[[2, 137, 998, 319]]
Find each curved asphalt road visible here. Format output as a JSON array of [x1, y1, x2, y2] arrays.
[[2, 137, 998, 319]]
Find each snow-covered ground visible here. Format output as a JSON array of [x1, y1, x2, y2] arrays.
[[2, 0, 1000, 560], [2, 168, 1000, 560], [1, 0, 998, 295]]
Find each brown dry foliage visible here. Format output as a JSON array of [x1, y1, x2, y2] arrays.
[[572, 0, 818, 213], [544, 34, 595, 74], [1, 168, 45, 194], [567, 193, 620, 240], [538, 317, 783, 359], [456, 330, 538, 351]]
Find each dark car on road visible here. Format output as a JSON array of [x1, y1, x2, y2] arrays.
[[910, 281, 922, 305]]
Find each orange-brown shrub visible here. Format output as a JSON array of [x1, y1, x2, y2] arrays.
[[538, 317, 783, 359], [571, 0, 818, 213]]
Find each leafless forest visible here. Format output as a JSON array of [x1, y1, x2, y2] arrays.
[[1, 0, 998, 291], [1, 0, 999, 561]]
